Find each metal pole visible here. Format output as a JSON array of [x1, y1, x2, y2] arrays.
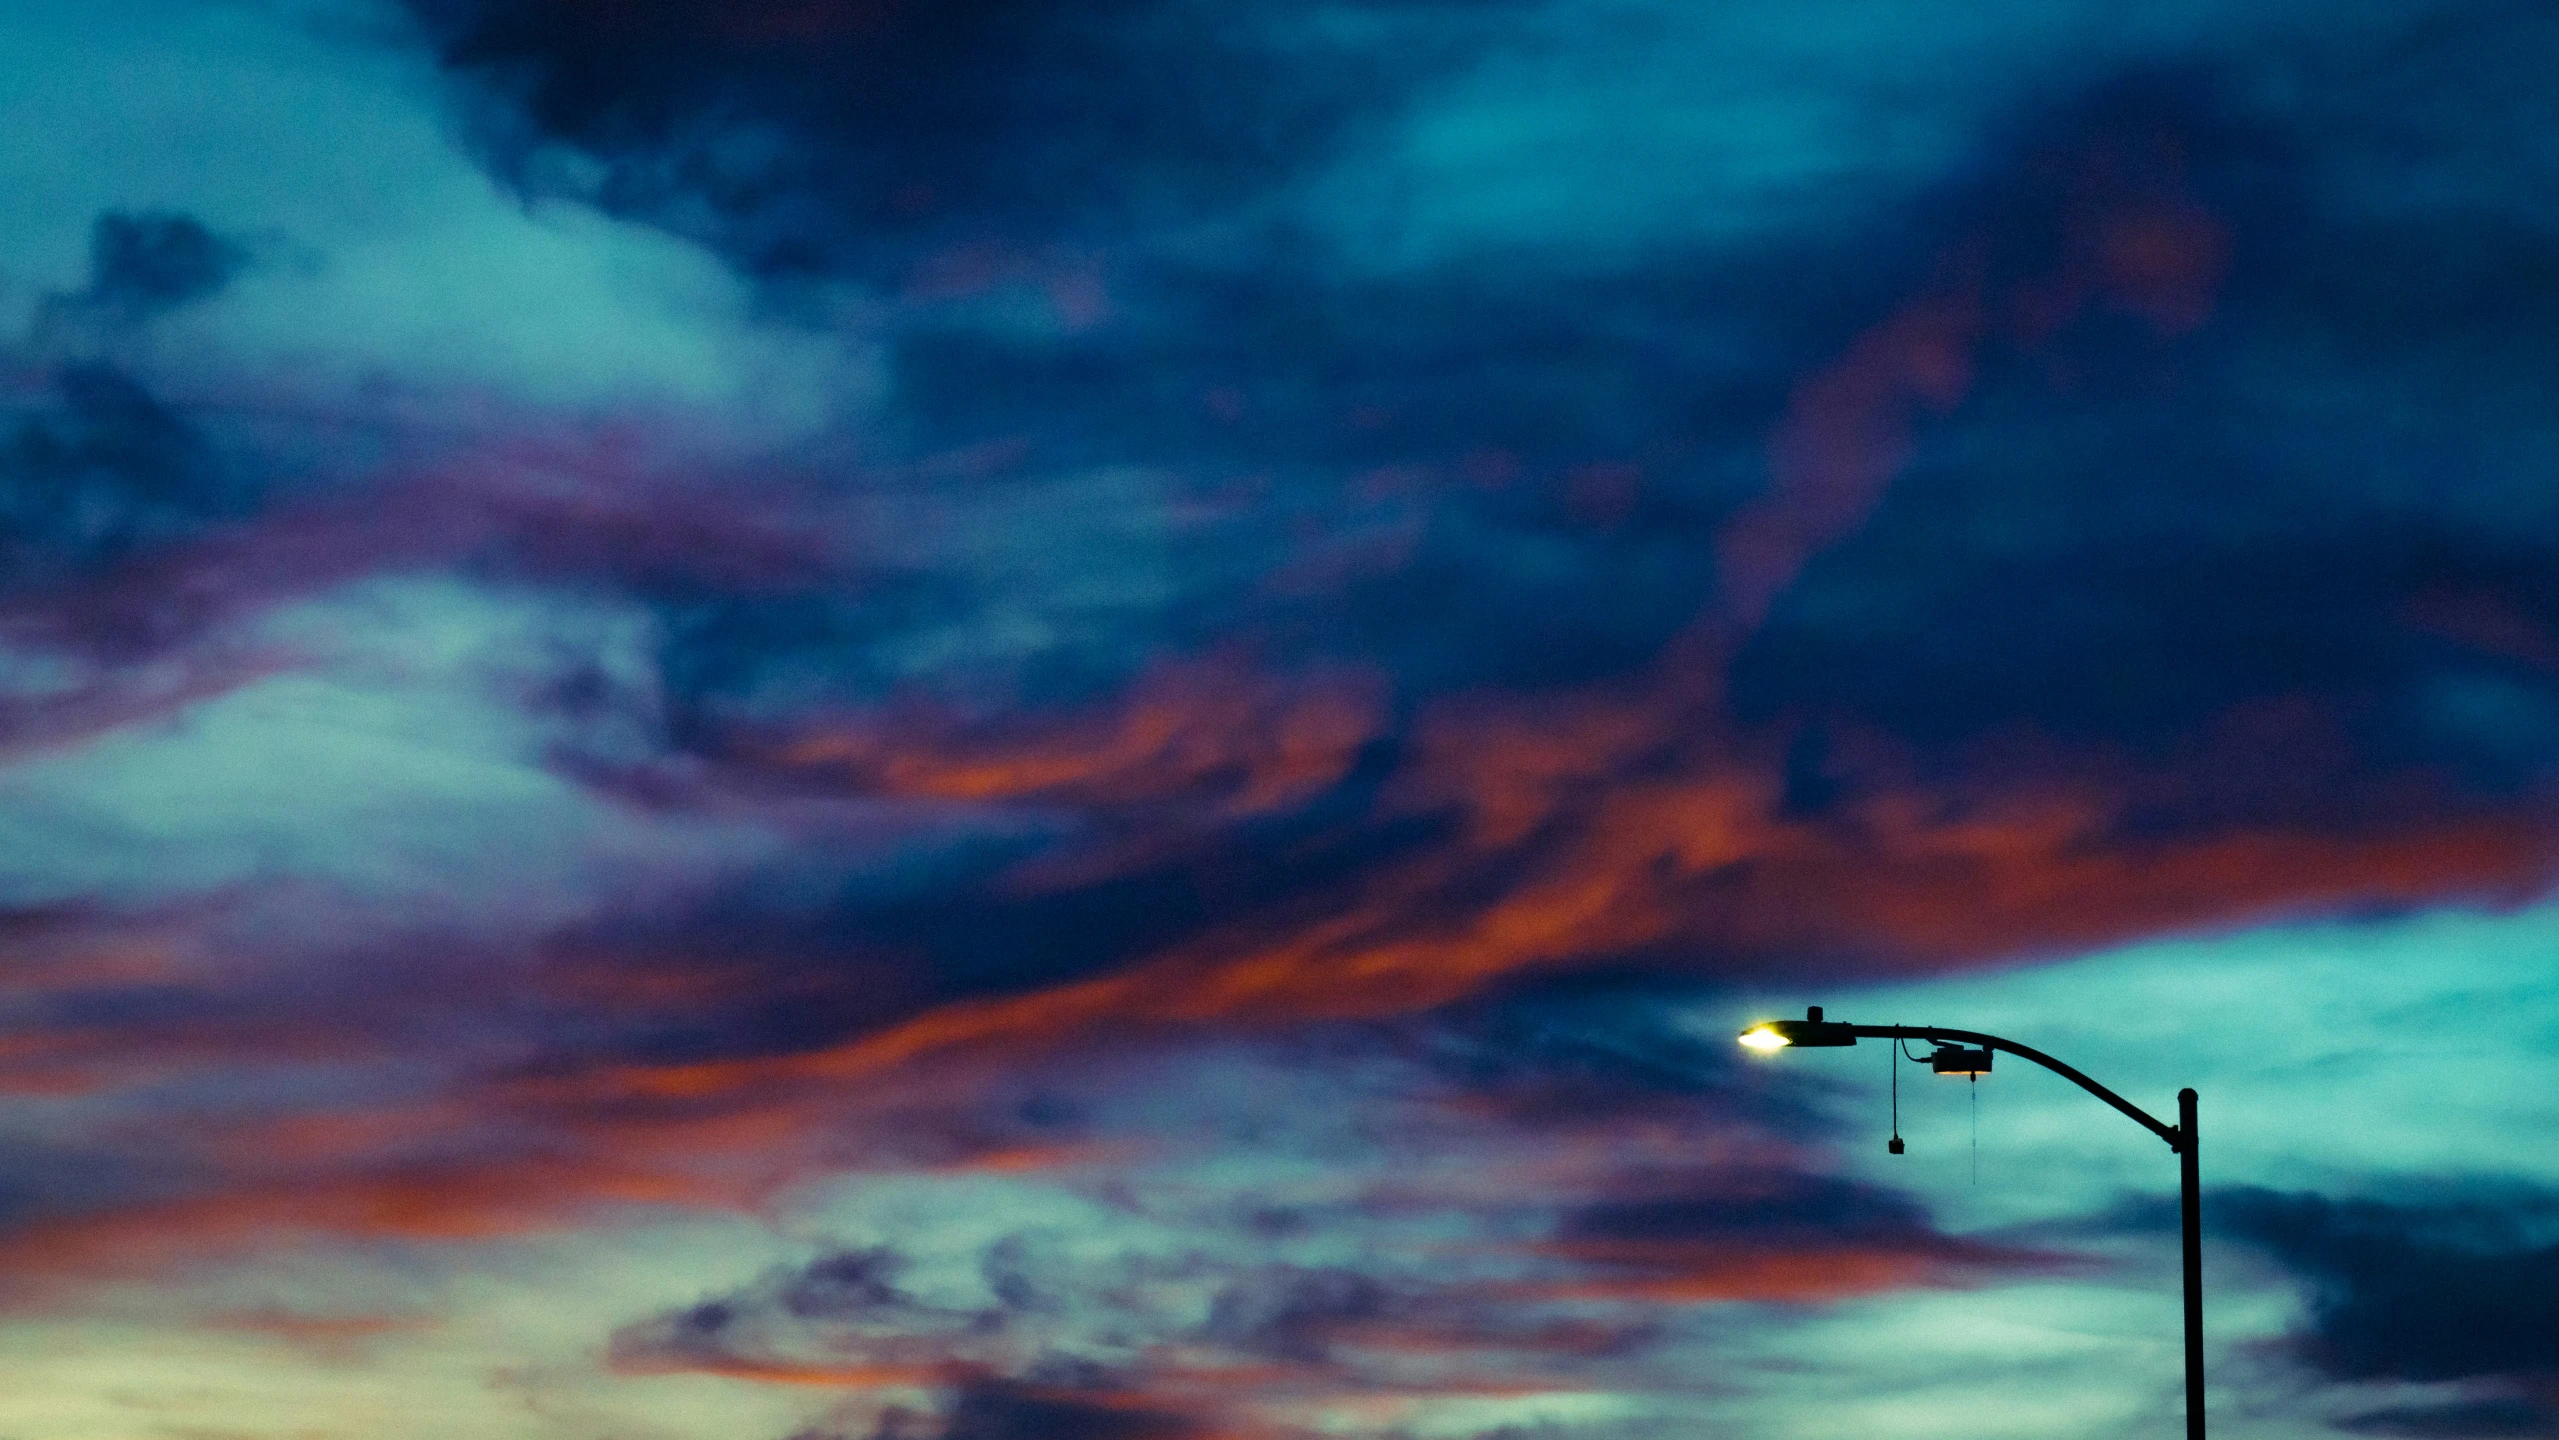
[[2180, 1086, 2204, 1440]]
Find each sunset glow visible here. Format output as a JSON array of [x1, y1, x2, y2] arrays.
[[4, 2, 2558, 1438]]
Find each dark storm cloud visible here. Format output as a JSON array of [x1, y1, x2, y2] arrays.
[[76, 211, 247, 320], [849, 258, 1770, 696], [1536, 1166, 2066, 1304], [924, 1379, 1210, 1440], [2213, 1185, 2559, 1385], [1561, 1175, 1940, 1251], [1710, 63, 2559, 794], [403, 0, 1508, 278], [1199, 1265, 1391, 1364], [817, 1373, 1215, 1440], [0, 364, 246, 600], [2335, 1396, 2559, 1438], [28, 210, 250, 352], [609, 1242, 1002, 1383], [0, 358, 279, 753]]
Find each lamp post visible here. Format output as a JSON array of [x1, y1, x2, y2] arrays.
[[1739, 1007, 2204, 1440]]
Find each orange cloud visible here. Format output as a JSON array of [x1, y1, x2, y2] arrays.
[[0, 1153, 753, 1288], [621, 675, 2548, 1101], [771, 658, 1383, 819], [198, 1307, 438, 1360], [607, 1355, 965, 1388], [9, 640, 2539, 1289], [1517, 1237, 2068, 1306]]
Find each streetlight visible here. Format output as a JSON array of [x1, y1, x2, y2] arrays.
[[1740, 1006, 2205, 1440]]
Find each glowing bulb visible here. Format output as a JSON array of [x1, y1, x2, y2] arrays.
[[1738, 1025, 1791, 1050]]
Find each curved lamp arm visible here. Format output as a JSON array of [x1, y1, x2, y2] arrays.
[[1844, 1024, 2181, 1150], [1741, 1010, 2183, 1150]]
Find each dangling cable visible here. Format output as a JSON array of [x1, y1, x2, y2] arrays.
[[1970, 1071, 1979, 1185], [1888, 1033, 1904, 1155]]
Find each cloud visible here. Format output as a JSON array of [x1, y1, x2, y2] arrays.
[[0, 1, 855, 423], [82, 212, 246, 313], [609, 1243, 993, 1384], [606, 1229, 1655, 1434], [2, 7, 2558, 1436], [576, 997, 2063, 1440], [27, 210, 251, 356], [0, 362, 248, 600], [400, 0, 1516, 280], [922, 1378, 1223, 1440], [2213, 1185, 2559, 1386], [1536, 1172, 2062, 1304], [3, 97, 2554, 1324], [2334, 1396, 2559, 1438]]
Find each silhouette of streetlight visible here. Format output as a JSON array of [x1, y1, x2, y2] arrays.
[[1740, 1006, 2205, 1440]]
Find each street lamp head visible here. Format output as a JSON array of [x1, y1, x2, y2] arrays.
[[1737, 1006, 1859, 1050], [1930, 1045, 1992, 1076]]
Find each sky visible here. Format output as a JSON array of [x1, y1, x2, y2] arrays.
[[2, 1, 2557, 1436]]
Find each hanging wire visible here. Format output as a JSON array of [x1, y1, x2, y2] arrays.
[[1971, 1071, 1979, 1185], [1888, 1036, 1935, 1157], [1888, 1031, 1903, 1154]]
